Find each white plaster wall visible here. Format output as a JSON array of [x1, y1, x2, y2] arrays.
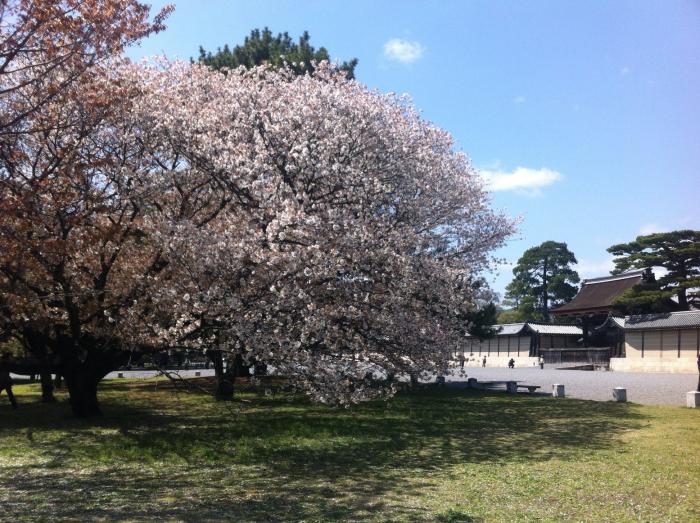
[[610, 357, 697, 373], [459, 355, 539, 369]]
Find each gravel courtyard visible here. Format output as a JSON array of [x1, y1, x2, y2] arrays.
[[23, 367, 696, 407], [447, 367, 698, 406]]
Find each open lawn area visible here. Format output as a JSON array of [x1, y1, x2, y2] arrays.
[[1, 379, 699, 522]]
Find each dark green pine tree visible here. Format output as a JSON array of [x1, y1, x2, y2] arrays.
[[197, 28, 358, 78], [608, 230, 700, 312], [504, 241, 580, 322]]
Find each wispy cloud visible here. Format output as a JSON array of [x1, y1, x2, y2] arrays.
[[513, 95, 526, 104], [638, 223, 669, 235], [480, 166, 562, 196], [575, 258, 615, 279], [620, 66, 631, 76], [383, 38, 425, 64]]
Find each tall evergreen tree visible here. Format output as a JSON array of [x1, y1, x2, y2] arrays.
[[197, 28, 358, 78], [504, 241, 580, 322], [608, 230, 700, 311]]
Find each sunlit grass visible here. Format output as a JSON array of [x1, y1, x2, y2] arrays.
[[1, 378, 698, 521]]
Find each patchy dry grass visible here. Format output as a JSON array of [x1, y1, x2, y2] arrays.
[[0, 378, 698, 522]]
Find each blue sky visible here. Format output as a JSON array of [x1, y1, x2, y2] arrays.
[[127, 0, 700, 298]]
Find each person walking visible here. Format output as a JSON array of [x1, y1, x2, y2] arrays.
[[458, 353, 466, 370], [482, 356, 487, 368], [0, 354, 18, 410], [538, 355, 544, 370]]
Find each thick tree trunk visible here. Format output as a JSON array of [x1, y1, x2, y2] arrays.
[[54, 373, 63, 389], [210, 349, 223, 387], [220, 357, 236, 398], [238, 358, 255, 378], [230, 353, 248, 377], [63, 369, 102, 417], [209, 350, 235, 400], [40, 370, 56, 403], [22, 328, 59, 401], [57, 337, 128, 418]]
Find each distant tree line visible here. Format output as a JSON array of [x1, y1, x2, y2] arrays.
[[499, 230, 700, 322]]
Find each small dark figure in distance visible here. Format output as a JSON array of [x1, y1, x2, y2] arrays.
[[482, 356, 487, 368], [538, 356, 544, 370], [0, 353, 18, 410], [508, 358, 515, 369], [458, 353, 465, 370]]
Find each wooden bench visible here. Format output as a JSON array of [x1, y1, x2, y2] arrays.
[[517, 384, 541, 393]]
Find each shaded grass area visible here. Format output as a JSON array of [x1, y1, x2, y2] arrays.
[[1, 379, 699, 522]]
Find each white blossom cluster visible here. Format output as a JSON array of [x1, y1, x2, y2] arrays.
[[0, 58, 514, 403]]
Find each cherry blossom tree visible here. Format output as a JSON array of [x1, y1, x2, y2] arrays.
[[128, 60, 515, 404], [1, 51, 513, 415], [0, 0, 172, 135], [0, 0, 173, 415]]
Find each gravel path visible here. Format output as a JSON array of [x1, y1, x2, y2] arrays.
[[11, 367, 697, 406], [446, 367, 698, 406], [9, 369, 217, 381], [103, 369, 216, 379]]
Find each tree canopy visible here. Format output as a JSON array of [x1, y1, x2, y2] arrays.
[[0, 3, 514, 417], [503, 241, 580, 322], [0, 0, 173, 415], [197, 28, 358, 78], [1, 51, 513, 415], [608, 230, 700, 312], [0, 0, 172, 136]]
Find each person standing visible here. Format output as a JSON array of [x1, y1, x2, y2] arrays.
[[482, 356, 487, 368], [538, 355, 544, 370], [0, 354, 18, 410]]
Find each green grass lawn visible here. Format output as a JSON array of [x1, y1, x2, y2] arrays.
[[0, 379, 698, 522]]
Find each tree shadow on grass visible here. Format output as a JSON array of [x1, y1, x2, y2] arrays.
[[0, 382, 648, 521]]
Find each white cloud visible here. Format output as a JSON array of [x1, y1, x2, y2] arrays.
[[383, 38, 424, 64], [620, 66, 631, 75], [576, 258, 669, 281], [575, 258, 615, 279], [513, 95, 526, 104], [479, 166, 562, 196], [638, 223, 669, 235]]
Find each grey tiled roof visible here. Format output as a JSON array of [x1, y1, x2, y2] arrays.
[[526, 323, 583, 336], [610, 316, 626, 328], [595, 316, 626, 330], [625, 310, 700, 331], [465, 323, 526, 338], [494, 323, 527, 336], [466, 322, 581, 337]]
